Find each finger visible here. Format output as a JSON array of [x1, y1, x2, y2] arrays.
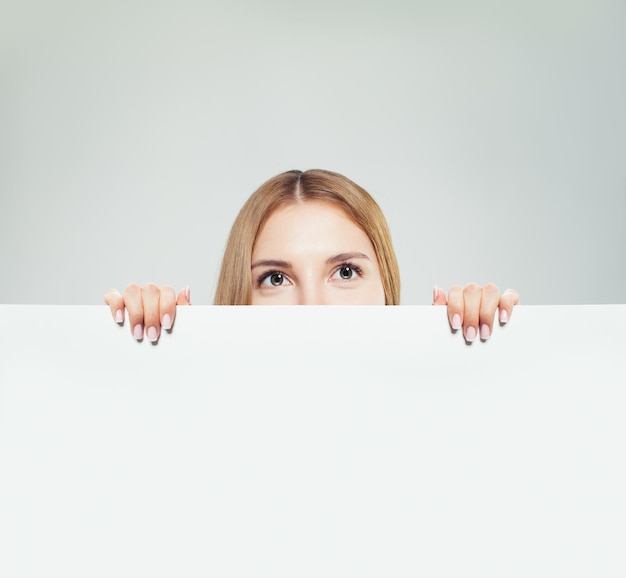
[[432, 285, 448, 306], [176, 285, 191, 306], [446, 285, 464, 331], [462, 283, 482, 343], [159, 286, 177, 331], [142, 283, 161, 343], [478, 283, 500, 341], [123, 283, 145, 340], [498, 288, 520, 324], [104, 288, 125, 324]]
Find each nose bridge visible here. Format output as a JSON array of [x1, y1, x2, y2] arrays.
[[297, 280, 327, 305]]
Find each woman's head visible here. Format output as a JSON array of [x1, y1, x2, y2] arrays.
[[214, 169, 401, 305]]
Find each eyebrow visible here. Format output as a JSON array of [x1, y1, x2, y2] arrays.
[[326, 252, 371, 264], [251, 253, 372, 270], [251, 259, 292, 270]]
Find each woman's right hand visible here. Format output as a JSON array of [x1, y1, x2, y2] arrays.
[[104, 284, 191, 342]]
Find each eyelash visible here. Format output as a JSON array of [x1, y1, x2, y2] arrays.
[[256, 262, 364, 287]]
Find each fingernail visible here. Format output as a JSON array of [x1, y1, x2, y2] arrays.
[[480, 324, 490, 340], [185, 285, 191, 303], [133, 324, 143, 340], [162, 314, 172, 330], [465, 326, 477, 342], [432, 285, 438, 304], [500, 309, 509, 324], [452, 314, 462, 330], [147, 326, 158, 342], [115, 309, 124, 323]]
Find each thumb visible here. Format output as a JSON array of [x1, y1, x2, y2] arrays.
[[432, 285, 448, 306], [176, 285, 191, 306]]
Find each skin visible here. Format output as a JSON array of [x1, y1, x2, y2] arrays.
[[250, 202, 386, 306], [432, 282, 519, 342], [104, 200, 519, 343]]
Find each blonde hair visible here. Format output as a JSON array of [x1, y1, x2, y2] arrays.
[[214, 169, 401, 305]]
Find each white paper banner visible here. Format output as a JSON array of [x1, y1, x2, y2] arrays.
[[1, 305, 625, 577]]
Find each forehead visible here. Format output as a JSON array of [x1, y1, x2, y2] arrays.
[[253, 201, 374, 257]]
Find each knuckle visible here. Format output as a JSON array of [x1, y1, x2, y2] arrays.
[[448, 285, 463, 299], [504, 288, 520, 302], [484, 282, 499, 294], [463, 282, 480, 295], [124, 282, 141, 294], [159, 285, 176, 301]]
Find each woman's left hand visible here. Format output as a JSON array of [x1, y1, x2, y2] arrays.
[[433, 284, 520, 342]]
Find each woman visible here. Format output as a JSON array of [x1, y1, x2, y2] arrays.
[[105, 169, 519, 342]]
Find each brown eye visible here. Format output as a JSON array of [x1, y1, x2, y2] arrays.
[[270, 273, 284, 286]]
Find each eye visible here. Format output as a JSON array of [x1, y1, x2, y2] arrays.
[[258, 271, 290, 287], [339, 266, 354, 279], [331, 263, 362, 281], [269, 273, 284, 286]]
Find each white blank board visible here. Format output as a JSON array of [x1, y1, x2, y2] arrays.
[[1, 305, 625, 577]]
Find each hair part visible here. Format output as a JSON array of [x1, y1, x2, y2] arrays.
[[213, 169, 401, 305]]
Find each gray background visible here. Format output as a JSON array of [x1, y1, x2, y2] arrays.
[[1, 0, 624, 305]]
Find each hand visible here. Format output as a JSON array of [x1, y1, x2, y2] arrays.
[[432, 283, 520, 343], [104, 284, 191, 342]]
